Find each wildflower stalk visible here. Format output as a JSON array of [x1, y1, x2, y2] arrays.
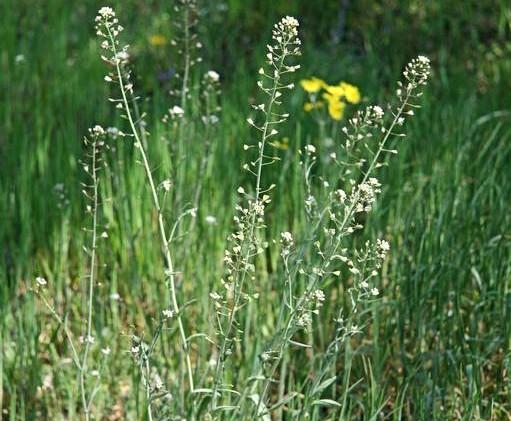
[[209, 72, 284, 410], [79, 133, 101, 421], [34, 128, 107, 420], [247, 56, 431, 415], [111, 33, 193, 392], [211, 16, 301, 411], [95, 7, 195, 393]]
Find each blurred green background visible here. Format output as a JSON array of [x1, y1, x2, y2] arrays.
[[1, 0, 511, 419]]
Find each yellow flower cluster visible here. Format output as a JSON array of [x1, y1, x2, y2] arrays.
[[300, 77, 361, 121]]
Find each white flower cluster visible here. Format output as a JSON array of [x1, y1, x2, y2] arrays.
[[95, 5, 131, 93], [206, 70, 220, 83], [296, 312, 311, 328], [338, 104, 388, 154], [276, 16, 299, 38], [371, 105, 384, 120], [217, 194, 271, 309], [376, 238, 390, 261], [265, 16, 301, 67], [35, 276, 47, 287], [353, 177, 381, 213], [169, 105, 185, 118], [96, 7, 115, 22], [95, 7, 123, 40], [162, 309, 174, 320], [89, 125, 105, 137], [404, 55, 431, 88], [280, 231, 294, 257], [201, 70, 222, 126], [304, 144, 316, 155]]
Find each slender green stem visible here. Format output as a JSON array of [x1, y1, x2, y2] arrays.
[[212, 40, 290, 413], [80, 138, 99, 421], [107, 28, 195, 393]]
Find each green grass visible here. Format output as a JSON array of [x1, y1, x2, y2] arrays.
[[1, 1, 510, 419]]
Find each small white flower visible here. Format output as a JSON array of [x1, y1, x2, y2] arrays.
[[335, 189, 346, 203], [304, 144, 316, 154], [205, 215, 217, 225], [313, 289, 325, 302], [206, 70, 220, 82], [371, 288, 379, 296], [80, 335, 95, 344], [280, 231, 293, 244], [377, 239, 390, 252], [209, 291, 221, 301], [162, 179, 172, 192], [110, 292, 121, 301], [162, 309, 174, 319], [107, 126, 120, 138], [15, 54, 25, 64], [115, 51, 129, 63], [169, 105, 184, 118], [349, 267, 360, 275], [36, 276, 47, 286], [90, 125, 105, 136], [101, 347, 111, 356], [372, 105, 384, 119], [296, 313, 311, 328], [97, 6, 115, 20]]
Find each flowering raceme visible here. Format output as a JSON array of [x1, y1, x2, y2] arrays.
[[300, 77, 361, 121]]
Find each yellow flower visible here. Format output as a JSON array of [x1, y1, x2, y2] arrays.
[[149, 34, 167, 47], [304, 101, 324, 112], [300, 77, 326, 93], [327, 101, 346, 120], [339, 82, 361, 104], [322, 92, 346, 121], [325, 85, 345, 97]]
